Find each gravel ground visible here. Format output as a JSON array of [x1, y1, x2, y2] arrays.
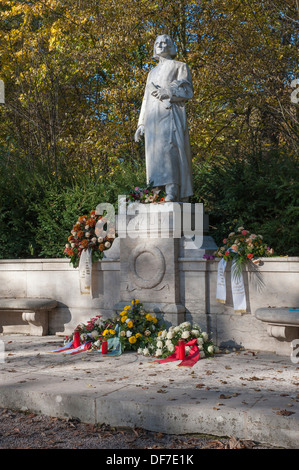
[[0, 408, 276, 450]]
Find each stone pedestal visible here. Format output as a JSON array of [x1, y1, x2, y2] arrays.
[[114, 202, 217, 326]]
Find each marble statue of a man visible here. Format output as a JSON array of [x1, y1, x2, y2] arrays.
[[134, 34, 193, 202]]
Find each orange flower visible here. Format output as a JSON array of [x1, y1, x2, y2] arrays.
[[67, 249, 74, 257], [73, 224, 81, 231], [68, 235, 74, 242], [99, 243, 105, 251], [77, 230, 84, 238], [87, 218, 96, 227], [81, 239, 89, 248]]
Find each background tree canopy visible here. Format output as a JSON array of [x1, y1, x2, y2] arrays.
[[0, 0, 298, 258]]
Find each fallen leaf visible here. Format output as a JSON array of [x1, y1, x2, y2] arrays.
[[276, 410, 295, 416]]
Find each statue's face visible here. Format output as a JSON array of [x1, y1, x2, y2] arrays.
[[154, 35, 171, 58]]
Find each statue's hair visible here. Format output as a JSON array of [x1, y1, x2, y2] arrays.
[[153, 34, 177, 59]]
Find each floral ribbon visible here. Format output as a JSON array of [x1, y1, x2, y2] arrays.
[[154, 338, 200, 367], [216, 257, 247, 314], [50, 340, 93, 355], [79, 248, 93, 296]]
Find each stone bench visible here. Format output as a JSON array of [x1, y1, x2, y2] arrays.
[[255, 307, 299, 341], [0, 298, 57, 336]]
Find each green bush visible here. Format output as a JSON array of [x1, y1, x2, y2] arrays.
[[192, 150, 299, 256], [0, 150, 298, 259]]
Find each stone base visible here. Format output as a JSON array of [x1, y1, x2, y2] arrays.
[[115, 203, 217, 325]]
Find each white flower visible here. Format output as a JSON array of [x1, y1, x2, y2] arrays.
[[237, 227, 244, 232], [208, 345, 214, 354], [167, 343, 175, 352], [105, 241, 111, 248], [155, 349, 162, 357], [161, 330, 167, 338], [144, 330, 151, 336], [126, 330, 132, 337], [71, 243, 76, 248], [165, 339, 173, 347], [174, 326, 180, 333], [90, 330, 99, 338], [185, 346, 191, 355], [180, 322, 191, 328], [91, 237, 97, 243], [85, 232, 90, 237], [199, 350, 206, 358], [191, 329, 200, 337], [167, 331, 174, 339], [157, 341, 163, 349], [197, 337, 203, 345], [65, 243, 70, 248], [201, 332, 209, 342], [181, 330, 190, 339], [137, 348, 143, 354], [85, 225, 89, 230], [125, 318, 131, 323], [143, 348, 150, 356], [98, 237, 104, 243]]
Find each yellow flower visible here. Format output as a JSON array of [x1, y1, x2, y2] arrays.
[[121, 316, 127, 323], [132, 299, 140, 305], [120, 310, 126, 316], [136, 333, 142, 338], [158, 331, 163, 336], [123, 305, 131, 311], [146, 314, 152, 321], [127, 321, 133, 328], [109, 329, 116, 335], [103, 329, 109, 336], [152, 317, 158, 323], [129, 336, 137, 344]]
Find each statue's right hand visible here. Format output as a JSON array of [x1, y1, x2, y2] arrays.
[[134, 125, 145, 142]]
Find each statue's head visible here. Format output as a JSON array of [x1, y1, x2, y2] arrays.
[[153, 34, 177, 59]]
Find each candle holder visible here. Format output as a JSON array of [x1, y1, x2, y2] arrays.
[[178, 339, 185, 360], [73, 330, 81, 349], [102, 339, 108, 355]]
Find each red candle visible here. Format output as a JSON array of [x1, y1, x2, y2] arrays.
[[73, 331, 81, 348], [102, 339, 108, 355], [178, 339, 185, 360]]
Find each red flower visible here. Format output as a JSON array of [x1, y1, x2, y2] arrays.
[[225, 250, 230, 256], [241, 230, 249, 235], [247, 253, 254, 259]]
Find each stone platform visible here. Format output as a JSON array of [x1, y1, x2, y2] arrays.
[[0, 334, 298, 449]]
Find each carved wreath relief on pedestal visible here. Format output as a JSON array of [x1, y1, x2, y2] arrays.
[[128, 243, 166, 290]]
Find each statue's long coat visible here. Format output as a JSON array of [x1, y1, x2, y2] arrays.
[[138, 57, 193, 199]]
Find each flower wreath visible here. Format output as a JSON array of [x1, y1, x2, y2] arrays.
[[64, 209, 116, 268]]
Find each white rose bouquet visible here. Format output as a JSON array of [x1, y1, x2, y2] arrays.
[[142, 321, 216, 359]]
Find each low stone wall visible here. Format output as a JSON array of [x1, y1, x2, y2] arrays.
[[0, 255, 298, 355]]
